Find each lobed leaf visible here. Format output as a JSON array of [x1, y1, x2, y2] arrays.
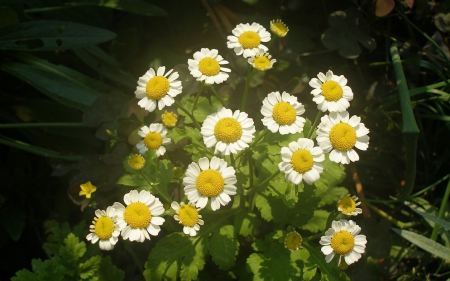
[[209, 225, 239, 270]]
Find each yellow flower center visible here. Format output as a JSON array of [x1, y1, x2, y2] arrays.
[[321, 81, 343, 102], [128, 155, 145, 170], [162, 111, 177, 127], [196, 169, 224, 197], [284, 231, 302, 251], [329, 123, 357, 151], [253, 55, 271, 70], [331, 230, 355, 255], [124, 202, 151, 229], [144, 132, 162, 149], [146, 76, 170, 100], [238, 31, 261, 49], [214, 117, 242, 143], [271, 22, 288, 37], [291, 149, 314, 174], [272, 102, 296, 125], [198, 57, 220, 76], [94, 216, 115, 240], [178, 205, 199, 227], [338, 196, 356, 214]]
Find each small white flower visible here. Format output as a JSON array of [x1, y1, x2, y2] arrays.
[[248, 49, 276, 71], [136, 123, 171, 156], [337, 194, 362, 216], [188, 48, 231, 84], [86, 206, 121, 251], [227, 23, 271, 58], [278, 138, 324, 185], [113, 190, 165, 242], [320, 219, 367, 265], [135, 66, 182, 112], [261, 91, 305, 135], [309, 70, 353, 112], [171, 201, 204, 236], [316, 111, 370, 164]]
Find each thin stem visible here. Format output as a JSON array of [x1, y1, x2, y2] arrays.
[[248, 150, 254, 190], [175, 101, 201, 130], [366, 202, 418, 228], [245, 170, 281, 195], [140, 171, 171, 203], [0, 122, 85, 128], [235, 128, 268, 161], [230, 154, 235, 167], [430, 178, 450, 241], [208, 85, 226, 107], [307, 111, 323, 139], [192, 83, 205, 112], [241, 66, 254, 112], [124, 243, 144, 274]]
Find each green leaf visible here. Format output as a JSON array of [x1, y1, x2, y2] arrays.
[[154, 159, 174, 200], [98, 256, 124, 281], [59, 233, 86, 265], [116, 173, 147, 187], [303, 243, 350, 281], [301, 210, 328, 233], [168, 127, 188, 144], [210, 225, 239, 270], [409, 205, 450, 231], [79, 255, 101, 279], [0, 6, 19, 28], [234, 212, 260, 237], [0, 204, 25, 241], [392, 228, 450, 261], [316, 185, 348, 207], [43, 221, 74, 256], [0, 20, 116, 51], [177, 95, 217, 124]]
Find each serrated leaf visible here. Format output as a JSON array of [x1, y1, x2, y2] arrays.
[[60, 233, 86, 265], [168, 127, 188, 144], [301, 210, 328, 233], [210, 225, 239, 270], [43, 221, 73, 256], [255, 192, 288, 222], [316, 185, 348, 207], [235, 212, 260, 237], [98, 256, 124, 281], [177, 95, 217, 124], [303, 243, 350, 281], [79, 255, 101, 279]]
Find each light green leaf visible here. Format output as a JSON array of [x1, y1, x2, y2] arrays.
[[59, 233, 86, 265], [168, 127, 188, 144], [234, 212, 260, 237], [408, 204, 450, 231], [79, 255, 101, 279], [177, 95, 217, 124], [392, 228, 450, 261], [116, 174, 147, 187], [316, 185, 348, 207], [210, 225, 239, 270], [301, 210, 328, 233]]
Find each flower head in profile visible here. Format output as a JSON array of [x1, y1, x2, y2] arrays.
[[79, 181, 97, 199], [337, 194, 362, 216], [261, 91, 305, 135], [135, 66, 182, 112], [113, 190, 165, 242], [320, 219, 367, 265], [270, 19, 289, 37], [316, 111, 369, 164], [227, 23, 271, 58], [201, 107, 255, 155], [278, 138, 325, 185], [183, 156, 237, 211], [127, 154, 145, 171], [309, 70, 353, 112], [161, 111, 178, 128], [171, 201, 204, 236], [248, 49, 276, 71], [136, 123, 171, 156], [188, 48, 230, 84], [86, 206, 121, 251]]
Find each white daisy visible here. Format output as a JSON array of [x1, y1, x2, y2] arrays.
[[86, 206, 121, 251], [316, 111, 370, 164], [278, 138, 325, 185], [135, 66, 182, 112], [261, 91, 306, 135], [188, 48, 231, 84], [113, 190, 165, 242], [337, 194, 362, 216], [227, 22, 271, 58], [309, 70, 353, 112], [171, 201, 204, 236], [320, 219, 367, 265], [183, 156, 237, 211], [248, 49, 276, 71], [136, 123, 171, 156]]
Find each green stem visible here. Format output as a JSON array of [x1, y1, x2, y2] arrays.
[[208, 85, 226, 107], [175, 101, 201, 130], [192, 83, 205, 112], [0, 122, 85, 128], [430, 178, 450, 241], [245, 170, 281, 195], [230, 154, 235, 167], [303, 233, 323, 242], [248, 150, 254, 190], [235, 128, 268, 161], [366, 202, 418, 228], [241, 66, 254, 112], [124, 243, 144, 274], [307, 111, 323, 139], [140, 171, 171, 203]]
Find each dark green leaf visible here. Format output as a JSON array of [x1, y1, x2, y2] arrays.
[[210, 225, 239, 270]]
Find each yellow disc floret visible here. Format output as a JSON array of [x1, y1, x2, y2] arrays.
[[214, 117, 243, 143], [178, 205, 199, 227], [124, 202, 151, 229], [238, 31, 261, 49], [291, 149, 314, 173], [270, 20, 289, 37], [272, 102, 296, 125], [254, 55, 271, 70], [285, 231, 302, 251], [196, 169, 224, 197], [329, 123, 357, 151], [338, 196, 356, 214], [198, 57, 220, 76], [128, 154, 145, 170], [321, 81, 343, 102], [94, 216, 115, 240], [162, 111, 178, 127], [146, 76, 170, 100], [144, 132, 162, 149], [331, 230, 355, 255]]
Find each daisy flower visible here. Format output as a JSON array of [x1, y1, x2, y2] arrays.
[[188, 48, 230, 84], [270, 19, 289, 37], [284, 230, 302, 251], [161, 111, 178, 128], [278, 138, 325, 185], [171, 201, 204, 236], [183, 156, 237, 211], [337, 194, 362, 216], [136, 123, 171, 156], [127, 154, 145, 171], [86, 206, 121, 251], [227, 22, 271, 58], [79, 181, 97, 199], [113, 190, 165, 242], [320, 219, 367, 265], [316, 111, 370, 164], [309, 70, 353, 112], [261, 91, 306, 135], [248, 49, 276, 71], [135, 66, 182, 112]]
